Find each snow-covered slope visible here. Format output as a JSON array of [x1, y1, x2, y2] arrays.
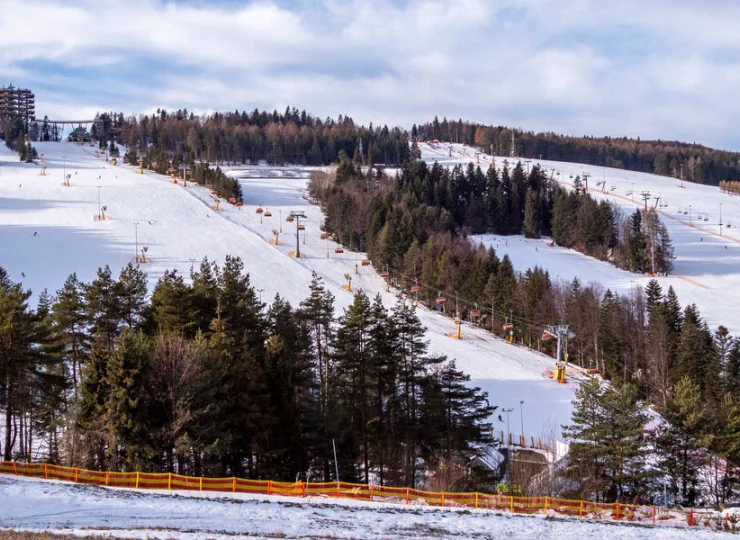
[[0, 475, 724, 539], [421, 142, 740, 333], [0, 142, 575, 442]]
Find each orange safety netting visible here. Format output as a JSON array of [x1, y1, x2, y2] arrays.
[[0, 460, 717, 529]]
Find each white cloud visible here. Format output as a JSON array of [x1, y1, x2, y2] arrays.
[[2, 0, 740, 148]]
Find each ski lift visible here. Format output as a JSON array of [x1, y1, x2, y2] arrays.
[[286, 216, 294, 222], [470, 309, 481, 317], [728, 222, 733, 228], [264, 211, 272, 217], [380, 271, 390, 278], [436, 296, 447, 304], [335, 248, 344, 253], [298, 224, 306, 231], [320, 233, 329, 239], [256, 207, 264, 214], [361, 260, 371, 266], [410, 285, 421, 292], [503, 322, 514, 332], [704, 216, 709, 222], [542, 330, 555, 340]]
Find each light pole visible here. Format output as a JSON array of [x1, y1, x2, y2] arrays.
[[502, 407, 514, 443], [96, 185, 102, 219], [689, 205, 692, 227], [257, 288, 264, 304], [720, 203, 723, 237], [520, 400, 525, 439], [134, 222, 140, 264]]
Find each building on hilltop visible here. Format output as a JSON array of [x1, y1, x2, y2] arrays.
[[0, 84, 36, 126]]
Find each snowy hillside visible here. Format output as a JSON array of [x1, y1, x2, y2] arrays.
[[0, 475, 726, 539], [0, 142, 575, 442], [420, 142, 740, 333]]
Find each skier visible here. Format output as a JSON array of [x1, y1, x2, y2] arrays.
[[498, 414, 503, 422], [33, 231, 37, 236]]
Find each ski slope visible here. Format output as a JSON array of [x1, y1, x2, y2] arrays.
[[0, 475, 726, 540], [0, 141, 575, 443], [421, 142, 740, 334]]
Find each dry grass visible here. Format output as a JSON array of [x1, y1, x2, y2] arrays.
[[0, 532, 149, 540]]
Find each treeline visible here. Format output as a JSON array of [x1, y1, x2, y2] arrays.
[[106, 107, 409, 166], [121, 147, 244, 203], [0, 261, 494, 489], [719, 180, 740, 195], [414, 117, 740, 185], [313, 159, 672, 311]]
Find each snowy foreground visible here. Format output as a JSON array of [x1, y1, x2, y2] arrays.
[[0, 475, 728, 540], [0, 142, 575, 444], [422, 142, 740, 334]]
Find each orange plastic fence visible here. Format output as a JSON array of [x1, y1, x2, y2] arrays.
[[0, 461, 725, 530]]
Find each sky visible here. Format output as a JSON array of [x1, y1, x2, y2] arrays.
[[2, 0, 740, 150]]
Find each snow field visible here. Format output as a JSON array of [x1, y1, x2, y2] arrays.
[[0, 142, 577, 443], [0, 475, 732, 539], [420, 142, 740, 333]]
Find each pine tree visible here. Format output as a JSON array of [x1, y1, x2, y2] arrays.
[[656, 376, 711, 506], [523, 187, 540, 238], [104, 330, 151, 470]]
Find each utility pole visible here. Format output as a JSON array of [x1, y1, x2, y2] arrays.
[[289, 211, 308, 258], [257, 288, 264, 304], [582, 172, 590, 192]]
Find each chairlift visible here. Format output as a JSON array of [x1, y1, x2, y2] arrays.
[[321, 233, 329, 239], [436, 296, 447, 304], [264, 211, 272, 217], [542, 330, 555, 340], [335, 248, 344, 253], [286, 216, 294, 222], [410, 285, 421, 292], [297, 224, 306, 231], [380, 271, 390, 278], [503, 322, 514, 332], [361, 260, 371, 266], [470, 309, 481, 317], [256, 207, 264, 214], [704, 216, 709, 222]]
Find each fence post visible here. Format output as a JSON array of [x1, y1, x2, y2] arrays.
[[75, 468, 79, 483], [168, 472, 172, 490], [336, 481, 341, 497], [544, 496, 548, 512], [688, 509, 694, 526], [268, 480, 272, 496], [302, 481, 307, 497], [406, 488, 410, 505], [615, 503, 620, 520], [105, 471, 109, 486], [370, 484, 374, 500], [233, 477, 236, 493], [510, 495, 514, 512], [135, 471, 139, 489], [13, 462, 17, 475], [441, 492, 445, 507], [475, 492, 479, 509], [199, 477, 203, 491], [44, 463, 48, 479], [579, 501, 584, 517]]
